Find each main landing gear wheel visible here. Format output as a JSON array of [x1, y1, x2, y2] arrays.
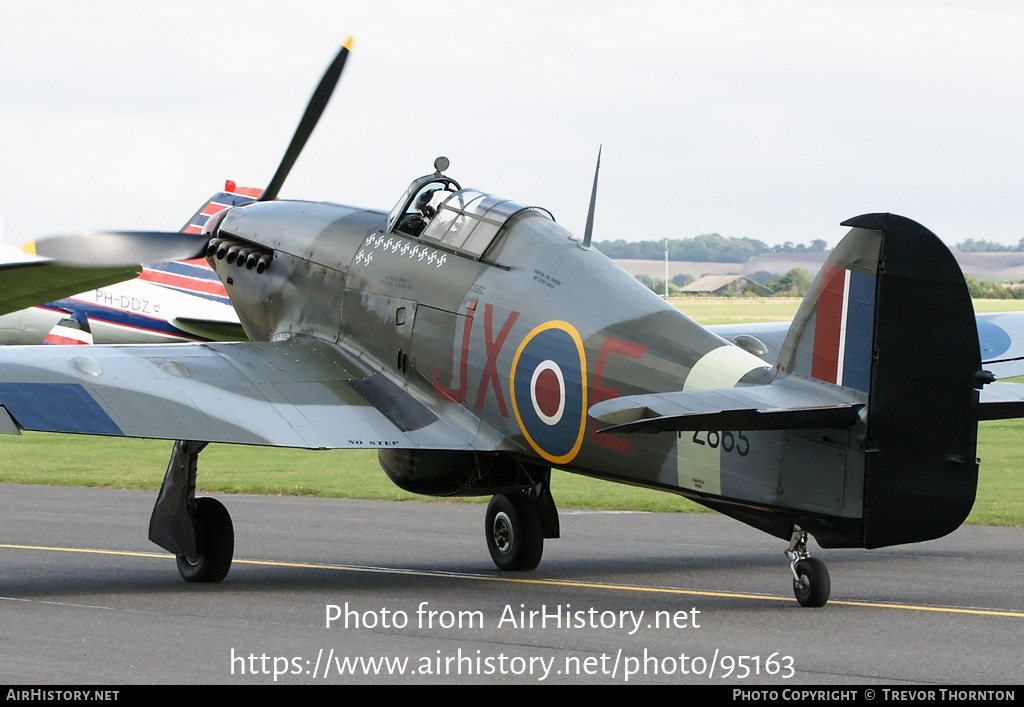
[[792, 557, 830, 608], [176, 497, 234, 583], [485, 492, 543, 571]]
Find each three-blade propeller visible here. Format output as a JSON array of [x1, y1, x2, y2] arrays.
[[28, 39, 353, 267]]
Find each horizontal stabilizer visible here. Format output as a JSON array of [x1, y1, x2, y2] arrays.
[[978, 381, 1024, 420], [590, 379, 863, 434], [43, 313, 93, 346]]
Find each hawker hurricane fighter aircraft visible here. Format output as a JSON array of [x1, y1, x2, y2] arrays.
[[3, 41, 1019, 607]]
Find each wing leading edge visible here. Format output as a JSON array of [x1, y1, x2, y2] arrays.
[[0, 336, 500, 451]]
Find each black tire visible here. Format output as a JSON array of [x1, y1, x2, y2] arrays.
[[485, 492, 543, 571], [793, 557, 830, 607], [176, 497, 234, 583]]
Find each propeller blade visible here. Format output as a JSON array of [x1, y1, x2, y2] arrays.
[[260, 38, 353, 202], [25, 231, 210, 267]]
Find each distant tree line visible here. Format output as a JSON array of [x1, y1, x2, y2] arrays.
[[955, 238, 1024, 253], [964, 275, 1024, 299], [643, 269, 1024, 300], [602, 234, 1024, 259], [636, 267, 814, 298], [597, 234, 828, 263]]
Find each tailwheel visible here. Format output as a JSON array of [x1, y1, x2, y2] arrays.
[[785, 525, 830, 607], [176, 497, 234, 583], [485, 491, 543, 571], [792, 557, 830, 607]]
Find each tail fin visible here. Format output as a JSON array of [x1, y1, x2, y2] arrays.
[[180, 180, 262, 235], [138, 181, 263, 304], [779, 213, 980, 547]]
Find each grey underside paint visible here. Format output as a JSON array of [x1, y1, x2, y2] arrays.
[[0, 335, 501, 451]]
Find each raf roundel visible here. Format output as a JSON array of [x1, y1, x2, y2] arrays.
[[510, 321, 587, 464]]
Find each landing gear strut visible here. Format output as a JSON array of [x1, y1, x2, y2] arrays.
[[149, 440, 234, 583], [785, 525, 830, 607]]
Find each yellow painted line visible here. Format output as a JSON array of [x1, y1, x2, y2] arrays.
[[824, 599, 1024, 617], [2, 543, 1022, 618], [0, 544, 168, 559]]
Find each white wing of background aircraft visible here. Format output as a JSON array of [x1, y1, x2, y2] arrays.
[[710, 310, 1024, 381]]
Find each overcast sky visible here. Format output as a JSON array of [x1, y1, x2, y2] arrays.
[[1, 1, 1022, 249]]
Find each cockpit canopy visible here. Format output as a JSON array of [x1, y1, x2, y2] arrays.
[[388, 172, 553, 262], [387, 174, 461, 236]]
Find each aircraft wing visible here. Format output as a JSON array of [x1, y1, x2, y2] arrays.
[[589, 378, 864, 434], [0, 336, 497, 451], [0, 259, 140, 318], [972, 312, 1024, 380], [709, 311, 1024, 381]]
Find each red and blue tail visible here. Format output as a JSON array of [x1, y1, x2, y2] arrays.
[[180, 180, 263, 235], [139, 181, 262, 306]]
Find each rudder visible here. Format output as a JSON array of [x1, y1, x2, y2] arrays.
[[778, 213, 980, 548]]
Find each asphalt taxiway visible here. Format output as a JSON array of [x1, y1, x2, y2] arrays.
[[0, 484, 1021, 684]]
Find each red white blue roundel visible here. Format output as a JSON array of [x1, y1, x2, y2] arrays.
[[510, 321, 587, 464]]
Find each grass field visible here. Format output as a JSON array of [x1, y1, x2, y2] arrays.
[[672, 297, 803, 324], [0, 422, 1018, 524], [0, 433, 708, 513], [1, 298, 1021, 525]]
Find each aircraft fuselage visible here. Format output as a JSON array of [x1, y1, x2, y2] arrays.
[[214, 194, 871, 547]]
